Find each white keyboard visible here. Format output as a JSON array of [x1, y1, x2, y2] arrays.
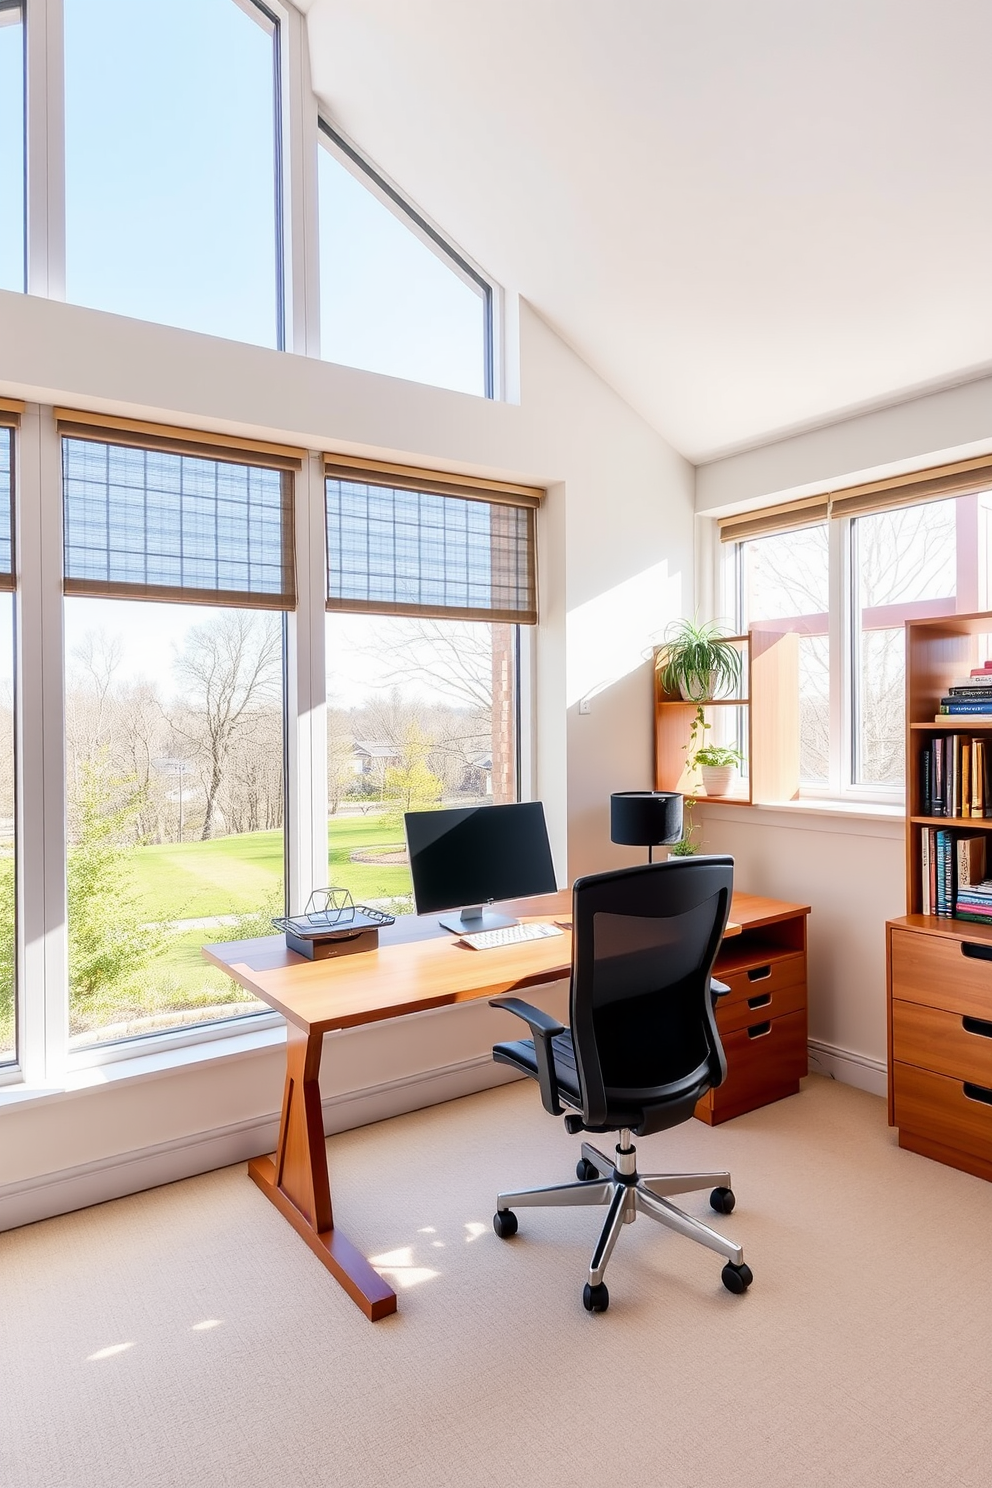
[[459, 921, 565, 951]]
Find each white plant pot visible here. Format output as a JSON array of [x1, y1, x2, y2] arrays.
[[700, 764, 736, 797], [678, 672, 715, 702]]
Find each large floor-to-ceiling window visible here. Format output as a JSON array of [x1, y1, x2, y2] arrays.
[[323, 462, 536, 912], [60, 422, 296, 1049]]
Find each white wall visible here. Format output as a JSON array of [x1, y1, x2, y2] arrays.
[[695, 803, 903, 1094], [0, 288, 693, 1223]]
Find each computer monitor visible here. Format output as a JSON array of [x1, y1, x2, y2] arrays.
[[404, 801, 558, 934]]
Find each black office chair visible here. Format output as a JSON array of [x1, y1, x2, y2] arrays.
[[489, 856, 752, 1312]]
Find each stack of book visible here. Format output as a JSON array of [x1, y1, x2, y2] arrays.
[[955, 878, 992, 924], [935, 662, 992, 720], [920, 734, 991, 816], [921, 830, 987, 917]]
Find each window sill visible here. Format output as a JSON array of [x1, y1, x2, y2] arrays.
[[695, 796, 905, 837], [0, 1019, 288, 1111]]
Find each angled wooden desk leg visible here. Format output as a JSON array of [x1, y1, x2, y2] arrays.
[[247, 1023, 397, 1321]]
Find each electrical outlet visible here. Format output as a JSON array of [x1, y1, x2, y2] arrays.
[[578, 697, 591, 714]]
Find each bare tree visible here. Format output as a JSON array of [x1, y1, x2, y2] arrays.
[[170, 612, 281, 840]]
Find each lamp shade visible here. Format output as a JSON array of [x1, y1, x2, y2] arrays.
[[610, 790, 683, 848]]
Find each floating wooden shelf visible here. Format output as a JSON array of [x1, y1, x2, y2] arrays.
[[654, 628, 800, 806]]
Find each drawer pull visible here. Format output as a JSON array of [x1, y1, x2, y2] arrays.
[[747, 1020, 772, 1040], [747, 993, 772, 1010], [963, 1082, 992, 1106], [961, 941, 992, 963], [963, 1015, 992, 1039], [747, 965, 772, 982]]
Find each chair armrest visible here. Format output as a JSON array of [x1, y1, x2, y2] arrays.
[[710, 978, 731, 999], [490, 997, 566, 1116]]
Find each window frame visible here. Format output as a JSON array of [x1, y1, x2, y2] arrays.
[[720, 475, 992, 809], [316, 119, 496, 398]]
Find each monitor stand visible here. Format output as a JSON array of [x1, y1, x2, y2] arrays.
[[438, 905, 519, 935]]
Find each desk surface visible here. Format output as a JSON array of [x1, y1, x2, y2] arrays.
[[204, 890, 803, 1037]]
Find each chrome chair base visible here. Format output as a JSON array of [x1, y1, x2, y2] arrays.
[[496, 1131, 745, 1288]]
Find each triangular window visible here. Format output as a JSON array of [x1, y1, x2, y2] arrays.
[[317, 124, 492, 397]]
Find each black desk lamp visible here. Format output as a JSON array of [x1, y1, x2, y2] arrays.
[[610, 790, 683, 864]]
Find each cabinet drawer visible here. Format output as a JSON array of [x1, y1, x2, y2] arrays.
[[890, 928, 992, 1020], [893, 1061, 992, 1166], [717, 976, 806, 1035], [892, 999, 992, 1087], [717, 951, 805, 1010], [697, 1007, 807, 1124]]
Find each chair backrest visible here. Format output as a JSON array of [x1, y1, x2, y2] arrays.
[[569, 856, 734, 1130]]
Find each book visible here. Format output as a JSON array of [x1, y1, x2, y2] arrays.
[[936, 702, 992, 716], [961, 740, 971, 815], [973, 738, 985, 816], [969, 662, 992, 675], [921, 747, 932, 815], [952, 675, 992, 688], [921, 828, 931, 914], [956, 834, 986, 887], [936, 830, 953, 916], [932, 736, 945, 816]]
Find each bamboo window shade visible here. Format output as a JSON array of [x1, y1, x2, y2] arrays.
[[719, 454, 992, 543], [58, 412, 298, 609], [324, 457, 542, 624]]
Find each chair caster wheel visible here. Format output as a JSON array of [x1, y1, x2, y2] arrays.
[[583, 1282, 609, 1312], [710, 1186, 735, 1214], [576, 1158, 599, 1181], [721, 1261, 753, 1294], [493, 1209, 518, 1239]]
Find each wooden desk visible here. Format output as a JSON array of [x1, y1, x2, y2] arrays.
[[205, 890, 801, 1320]]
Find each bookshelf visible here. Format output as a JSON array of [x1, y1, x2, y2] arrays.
[[887, 611, 992, 1183], [654, 627, 800, 805]]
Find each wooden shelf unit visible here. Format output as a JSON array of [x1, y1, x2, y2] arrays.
[[654, 628, 800, 805], [887, 611, 992, 1182]]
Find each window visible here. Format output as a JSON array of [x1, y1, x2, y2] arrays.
[[60, 419, 298, 1049], [317, 125, 492, 396], [723, 461, 992, 801], [64, 0, 282, 346], [0, 1, 25, 293], [324, 461, 538, 910], [0, 419, 15, 1065]]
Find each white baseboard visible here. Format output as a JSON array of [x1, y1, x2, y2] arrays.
[[0, 1054, 519, 1234], [807, 1038, 887, 1097], [0, 1040, 889, 1233]]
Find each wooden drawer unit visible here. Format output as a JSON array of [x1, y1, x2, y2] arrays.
[[697, 897, 809, 1126], [889, 927, 992, 1021], [888, 918, 992, 1183], [892, 1061, 992, 1181], [891, 1000, 992, 1088]]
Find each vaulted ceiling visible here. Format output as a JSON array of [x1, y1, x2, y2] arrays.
[[304, 1, 992, 464]]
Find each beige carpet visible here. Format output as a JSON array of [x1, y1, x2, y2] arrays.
[[2, 1074, 991, 1488]]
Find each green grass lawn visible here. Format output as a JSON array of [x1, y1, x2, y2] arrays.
[[130, 813, 414, 922], [66, 812, 418, 1040]]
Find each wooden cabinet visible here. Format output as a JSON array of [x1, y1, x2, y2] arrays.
[[697, 894, 810, 1125], [654, 628, 801, 806], [887, 611, 992, 1182]]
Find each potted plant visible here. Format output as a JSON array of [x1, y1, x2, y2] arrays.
[[655, 617, 743, 702], [694, 743, 744, 797]]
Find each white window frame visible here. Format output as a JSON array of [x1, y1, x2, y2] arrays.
[[719, 492, 991, 809], [315, 119, 499, 399]]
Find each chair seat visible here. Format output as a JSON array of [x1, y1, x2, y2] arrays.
[[494, 1030, 707, 1135], [494, 1031, 583, 1108]]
